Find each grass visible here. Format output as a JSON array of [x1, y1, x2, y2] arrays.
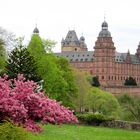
[[28, 124, 140, 140]]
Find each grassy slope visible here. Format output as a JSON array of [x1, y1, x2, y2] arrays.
[[28, 124, 140, 140]]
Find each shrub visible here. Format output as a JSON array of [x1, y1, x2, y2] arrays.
[[76, 113, 113, 125], [0, 74, 78, 133], [0, 121, 29, 140], [124, 76, 137, 86]]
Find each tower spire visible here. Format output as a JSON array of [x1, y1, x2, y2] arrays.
[[104, 12, 106, 21]]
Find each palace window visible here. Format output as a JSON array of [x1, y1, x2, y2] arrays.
[[102, 76, 104, 79], [108, 76, 110, 80]]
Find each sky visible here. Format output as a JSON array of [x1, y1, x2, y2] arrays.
[[1, 0, 140, 54]]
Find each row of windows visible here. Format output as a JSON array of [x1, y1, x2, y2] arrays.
[[101, 76, 140, 81], [66, 54, 91, 57], [70, 58, 94, 62]]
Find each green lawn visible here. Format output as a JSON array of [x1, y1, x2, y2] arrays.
[[28, 124, 140, 140]]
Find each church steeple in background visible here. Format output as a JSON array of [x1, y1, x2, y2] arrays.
[[33, 24, 39, 34]]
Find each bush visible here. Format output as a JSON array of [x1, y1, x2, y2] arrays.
[[76, 113, 113, 125], [124, 76, 137, 86], [0, 74, 78, 133], [0, 121, 29, 140]]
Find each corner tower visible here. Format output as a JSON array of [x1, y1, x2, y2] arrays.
[[61, 30, 87, 52], [94, 21, 116, 86]]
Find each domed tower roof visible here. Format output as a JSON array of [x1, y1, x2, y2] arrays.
[[80, 36, 85, 42], [33, 27, 39, 34], [99, 21, 111, 37]]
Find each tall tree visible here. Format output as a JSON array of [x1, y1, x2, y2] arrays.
[[42, 38, 56, 53], [87, 87, 120, 118], [5, 43, 41, 82], [0, 27, 16, 52], [0, 38, 6, 70], [28, 33, 77, 108], [57, 57, 78, 108], [28, 34, 46, 60], [73, 69, 91, 112]]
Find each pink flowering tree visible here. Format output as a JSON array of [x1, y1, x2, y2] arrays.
[[0, 74, 78, 133]]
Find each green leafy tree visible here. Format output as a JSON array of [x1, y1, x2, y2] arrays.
[[37, 55, 77, 108], [5, 43, 41, 82], [28, 34, 77, 108], [117, 94, 140, 122], [73, 70, 91, 112], [42, 38, 56, 53], [124, 76, 137, 86], [28, 34, 46, 60], [0, 38, 6, 71], [86, 87, 120, 119], [57, 57, 78, 108]]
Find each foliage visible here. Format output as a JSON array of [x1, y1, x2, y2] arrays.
[[0, 121, 29, 140], [37, 55, 77, 108], [28, 34, 46, 60], [0, 26, 16, 52], [28, 34, 77, 108], [42, 38, 56, 53], [117, 94, 140, 122], [0, 38, 6, 70], [86, 87, 120, 119], [57, 57, 78, 108], [28, 124, 140, 140], [76, 113, 112, 125], [73, 70, 91, 112], [5, 44, 41, 82], [87, 76, 100, 87], [124, 76, 137, 86], [0, 74, 78, 133], [92, 76, 100, 87]]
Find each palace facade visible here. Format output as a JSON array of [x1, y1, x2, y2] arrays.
[[56, 21, 140, 87]]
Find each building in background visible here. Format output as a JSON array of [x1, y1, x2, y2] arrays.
[[56, 21, 140, 87]]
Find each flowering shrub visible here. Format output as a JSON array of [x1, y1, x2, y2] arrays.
[[0, 74, 78, 133]]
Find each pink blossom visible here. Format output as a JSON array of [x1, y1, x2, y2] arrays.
[[0, 74, 78, 133]]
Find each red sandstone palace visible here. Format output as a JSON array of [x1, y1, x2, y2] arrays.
[[56, 21, 140, 87]]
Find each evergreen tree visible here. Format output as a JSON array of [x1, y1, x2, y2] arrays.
[[124, 76, 137, 86], [5, 45, 41, 82], [92, 76, 100, 87]]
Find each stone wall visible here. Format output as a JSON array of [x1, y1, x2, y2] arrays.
[[102, 86, 140, 96], [101, 120, 140, 130]]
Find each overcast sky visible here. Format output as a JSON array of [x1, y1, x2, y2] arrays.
[[1, 0, 140, 54]]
